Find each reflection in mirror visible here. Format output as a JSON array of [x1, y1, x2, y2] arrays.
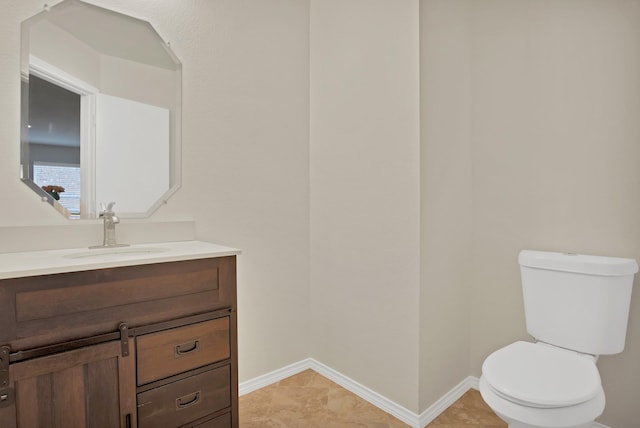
[[20, 0, 181, 219]]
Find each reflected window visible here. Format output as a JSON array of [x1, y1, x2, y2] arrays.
[[33, 162, 81, 217], [26, 74, 82, 216]]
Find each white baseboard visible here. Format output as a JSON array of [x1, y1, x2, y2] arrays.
[[238, 358, 313, 396], [308, 359, 421, 427], [239, 363, 609, 428], [418, 376, 479, 427]]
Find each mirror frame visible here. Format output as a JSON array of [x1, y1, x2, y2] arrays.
[[20, 0, 182, 219]]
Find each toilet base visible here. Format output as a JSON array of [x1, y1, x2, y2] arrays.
[[493, 408, 593, 428]]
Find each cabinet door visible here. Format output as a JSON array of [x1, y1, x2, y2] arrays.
[[0, 340, 136, 428]]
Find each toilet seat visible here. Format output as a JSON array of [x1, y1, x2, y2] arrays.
[[479, 376, 605, 428], [482, 341, 601, 408]]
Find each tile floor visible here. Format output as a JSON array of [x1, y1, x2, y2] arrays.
[[239, 369, 506, 427], [428, 389, 506, 427]]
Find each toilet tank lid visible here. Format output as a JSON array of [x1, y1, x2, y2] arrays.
[[519, 250, 638, 277]]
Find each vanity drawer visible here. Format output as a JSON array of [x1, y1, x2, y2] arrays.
[[137, 365, 231, 428], [137, 318, 230, 385]]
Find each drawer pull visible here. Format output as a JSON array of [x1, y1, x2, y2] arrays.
[[175, 339, 200, 356], [175, 390, 201, 410]]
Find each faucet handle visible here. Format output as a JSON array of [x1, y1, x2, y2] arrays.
[[99, 202, 116, 215]]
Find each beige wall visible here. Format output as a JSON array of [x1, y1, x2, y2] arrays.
[[28, 20, 101, 87], [309, 0, 421, 412], [100, 56, 176, 110], [419, 1, 640, 425], [419, 0, 473, 411], [178, 0, 312, 380], [468, 1, 640, 427], [1, 0, 311, 383], [29, 21, 176, 111]]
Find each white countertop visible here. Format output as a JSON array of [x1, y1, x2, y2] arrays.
[[0, 240, 241, 280]]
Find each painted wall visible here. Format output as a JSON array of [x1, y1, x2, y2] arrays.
[[419, 0, 473, 411], [467, 1, 640, 427], [309, 0, 421, 412], [100, 56, 176, 110], [1, 0, 310, 384], [29, 21, 176, 111], [174, 0, 311, 381], [28, 20, 101, 87]]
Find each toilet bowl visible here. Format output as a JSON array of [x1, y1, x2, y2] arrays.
[[479, 341, 605, 428]]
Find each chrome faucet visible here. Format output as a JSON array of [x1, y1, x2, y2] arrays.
[[91, 202, 129, 248]]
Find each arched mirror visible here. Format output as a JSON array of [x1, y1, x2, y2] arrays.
[[20, 0, 181, 219]]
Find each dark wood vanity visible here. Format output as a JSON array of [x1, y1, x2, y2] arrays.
[[0, 255, 238, 428]]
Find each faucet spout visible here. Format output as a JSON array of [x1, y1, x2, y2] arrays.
[[103, 214, 119, 247], [90, 202, 129, 249]]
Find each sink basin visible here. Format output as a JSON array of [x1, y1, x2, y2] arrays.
[[64, 246, 170, 259]]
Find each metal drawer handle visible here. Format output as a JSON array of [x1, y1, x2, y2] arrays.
[[175, 390, 201, 410], [174, 339, 200, 357]]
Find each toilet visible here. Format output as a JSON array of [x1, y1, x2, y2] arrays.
[[480, 250, 638, 428]]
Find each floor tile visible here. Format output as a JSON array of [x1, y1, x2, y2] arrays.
[[239, 369, 504, 427], [428, 390, 506, 427]]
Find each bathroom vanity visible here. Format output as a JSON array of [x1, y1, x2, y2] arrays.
[[0, 241, 240, 428]]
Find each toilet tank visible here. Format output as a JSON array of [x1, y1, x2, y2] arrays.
[[519, 250, 638, 355]]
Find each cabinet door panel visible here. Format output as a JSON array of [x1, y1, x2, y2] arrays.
[[85, 357, 120, 427], [51, 364, 88, 427], [1, 340, 136, 428]]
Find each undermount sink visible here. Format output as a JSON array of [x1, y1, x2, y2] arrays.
[[64, 246, 170, 259]]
